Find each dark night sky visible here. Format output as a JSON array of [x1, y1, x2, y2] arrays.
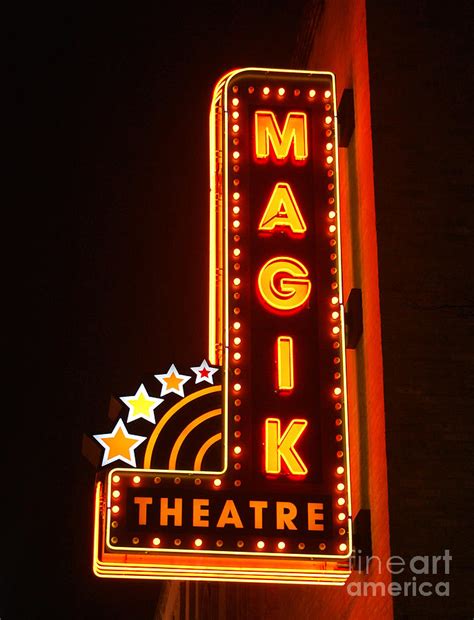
[[7, 3, 308, 618]]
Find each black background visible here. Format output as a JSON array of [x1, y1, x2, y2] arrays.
[[7, 2, 307, 618]]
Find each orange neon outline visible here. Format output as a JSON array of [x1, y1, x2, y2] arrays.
[[257, 256, 311, 312], [258, 182, 307, 235], [254, 110, 308, 161], [277, 336, 294, 391], [264, 418, 308, 475]]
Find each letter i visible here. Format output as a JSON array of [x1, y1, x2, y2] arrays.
[[276, 336, 294, 392]]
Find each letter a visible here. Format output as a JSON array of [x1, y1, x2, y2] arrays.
[[265, 418, 308, 475], [258, 183, 307, 235]]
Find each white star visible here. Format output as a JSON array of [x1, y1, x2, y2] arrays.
[[93, 419, 147, 467], [120, 383, 163, 424], [154, 363, 191, 397], [190, 359, 219, 385]]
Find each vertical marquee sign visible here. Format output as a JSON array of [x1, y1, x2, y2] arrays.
[[93, 68, 352, 585]]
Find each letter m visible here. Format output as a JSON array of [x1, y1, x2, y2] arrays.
[[255, 111, 308, 161]]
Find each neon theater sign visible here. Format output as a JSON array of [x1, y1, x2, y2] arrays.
[[91, 68, 352, 585]]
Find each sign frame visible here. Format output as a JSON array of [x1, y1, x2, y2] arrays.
[[93, 67, 352, 585]]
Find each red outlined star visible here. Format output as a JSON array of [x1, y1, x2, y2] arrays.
[[190, 359, 219, 385]]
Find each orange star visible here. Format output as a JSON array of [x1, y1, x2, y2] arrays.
[[164, 372, 182, 391], [154, 363, 191, 397], [94, 419, 146, 467]]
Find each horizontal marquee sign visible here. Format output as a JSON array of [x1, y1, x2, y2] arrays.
[[93, 68, 352, 585]]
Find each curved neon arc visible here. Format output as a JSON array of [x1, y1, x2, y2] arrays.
[[168, 409, 221, 470], [194, 433, 222, 471], [144, 385, 221, 468]]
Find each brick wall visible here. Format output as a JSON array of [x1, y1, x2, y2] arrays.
[[366, 2, 474, 618]]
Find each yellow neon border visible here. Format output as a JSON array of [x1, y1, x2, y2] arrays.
[[208, 81, 221, 365], [258, 181, 308, 234], [332, 73, 354, 538], [168, 409, 221, 469]]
